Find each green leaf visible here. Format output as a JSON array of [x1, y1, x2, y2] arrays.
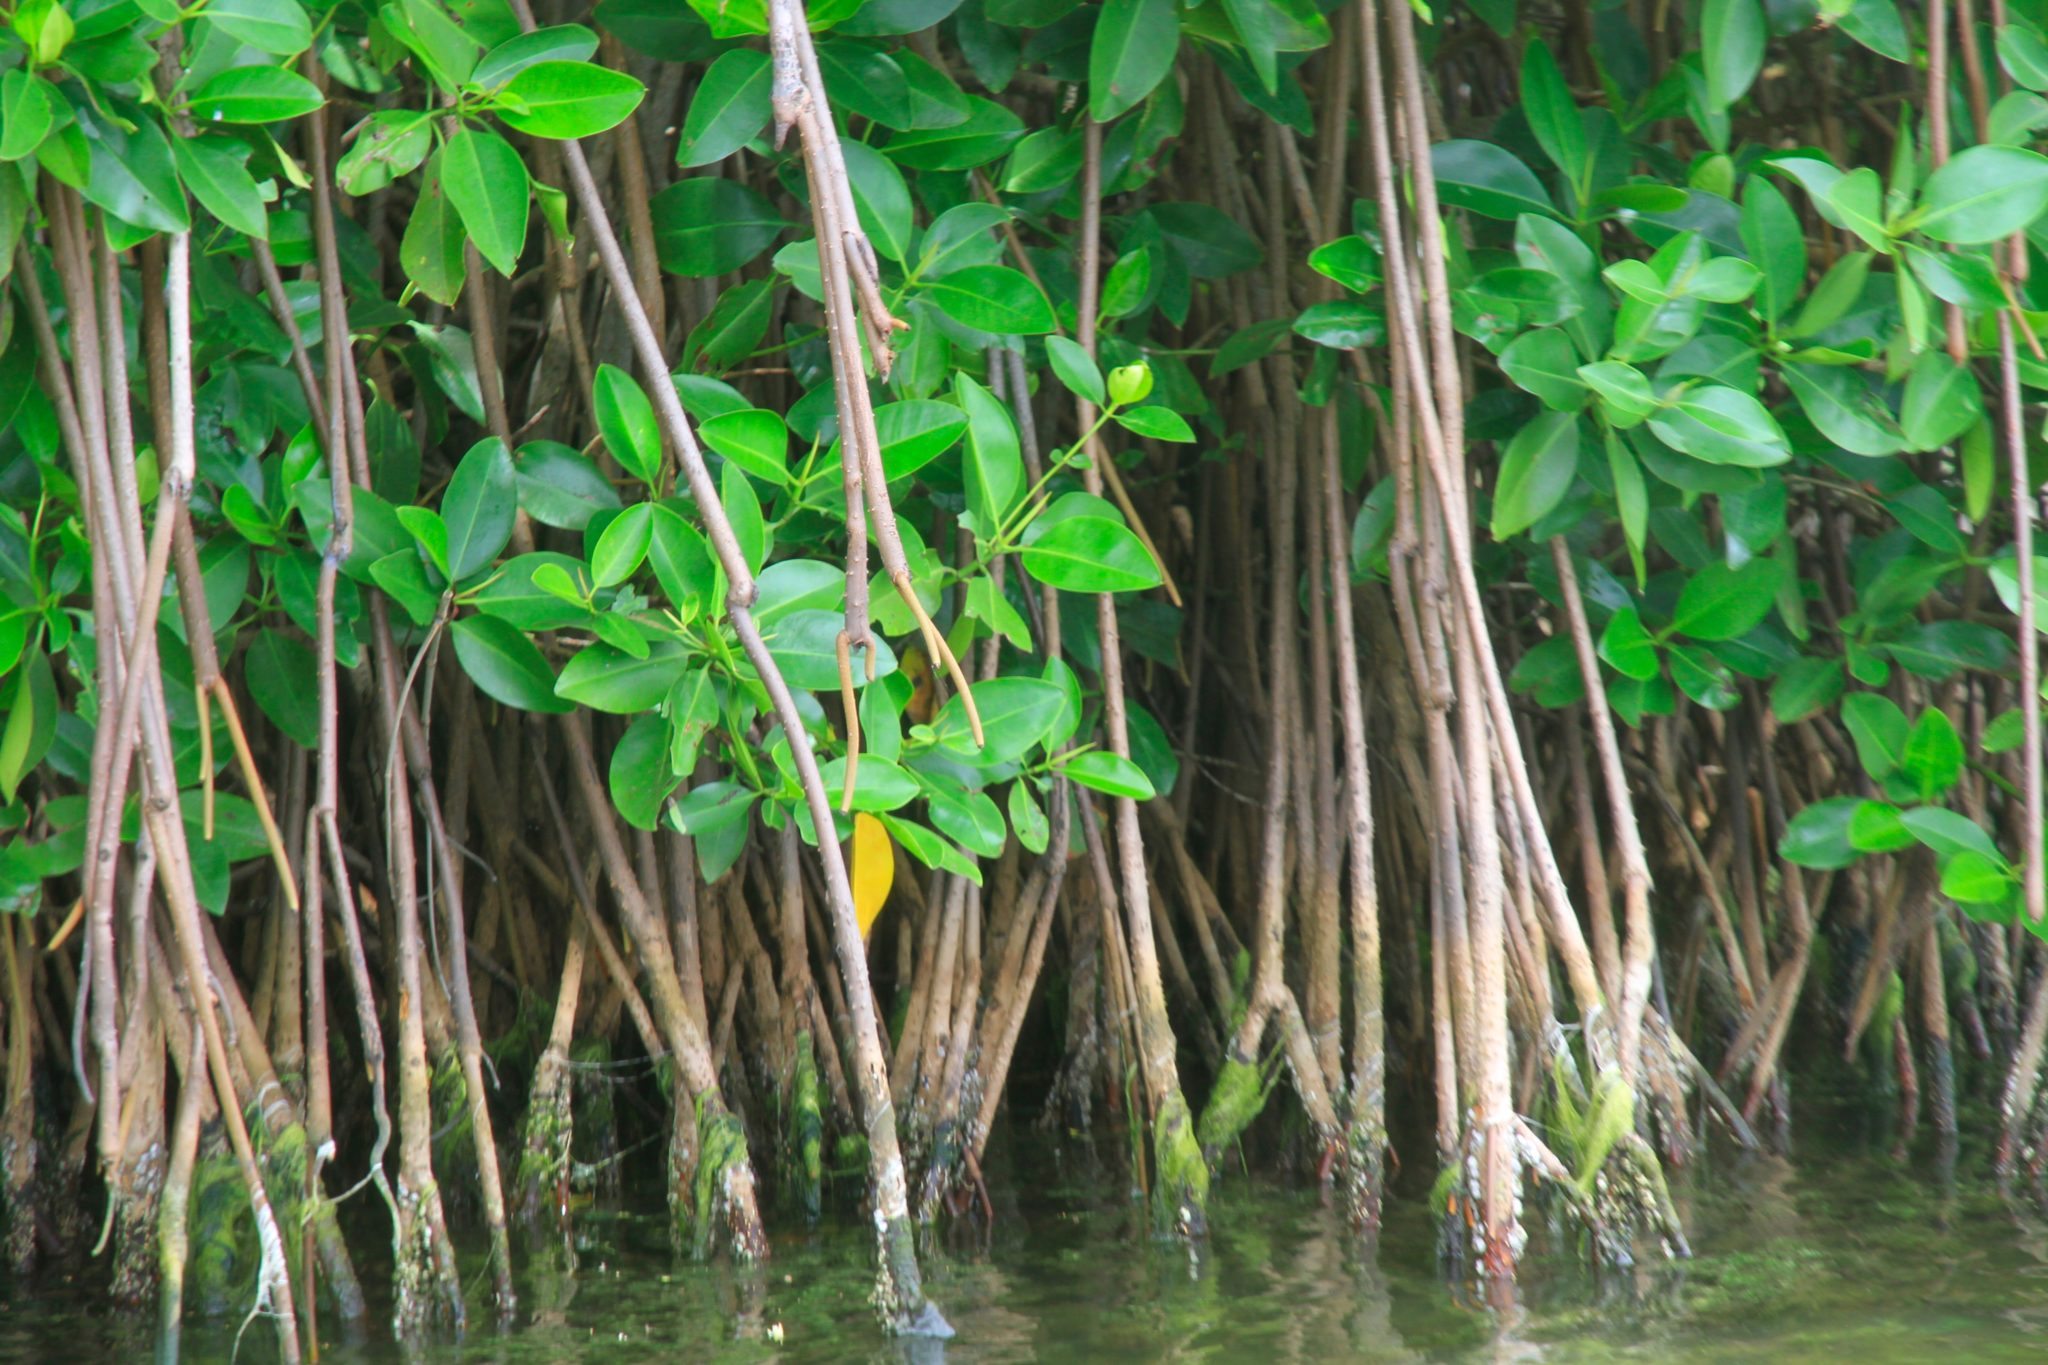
[[1913, 144, 2048, 244], [722, 461, 766, 576], [514, 441, 620, 529], [1578, 361, 1656, 426], [924, 265, 1055, 334], [190, 65, 325, 123], [650, 506, 716, 617], [1114, 406, 1195, 442], [1500, 328, 1584, 411], [1292, 299, 1386, 349], [472, 25, 600, 86], [754, 559, 841, 626], [0, 649, 51, 804], [958, 373, 1022, 537], [371, 549, 443, 625], [1647, 385, 1789, 467], [442, 437, 517, 580], [590, 501, 654, 587], [207, 0, 313, 55], [685, 278, 773, 372], [1841, 691, 1909, 780], [1521, 41, 1586, 188], [1598, 607, 1659, 681], [678, 48, 770, 167], [441, 127, 529, 277], [699, 406, 789, 488], [245, 628, 318, 748], [1045, 335, 1105, 405], [873, 399, 968, 479], [1899, 349, 1984, 452], [1900, 806, 2003, 862], [1490, 410, 1578, 539], [761, 609, 899, 691], [922, 779, 1006, 854], [1020, 511, 1161, 594], [842, 140, 913, 264], [1668, 642, 1738, 710], [1063, 750, 1157, 800], [1701, 0, 1765, 112], [667, 780, 758, 837], [396, 506, 450, 581], [609, 714, 679, 830], [1779, 796, 1864, 869], [2001, 24, 2048, 91], [1822, 167, 1890, 253], [496, 60, 644, 139], [401, 150, 467, 305], [1780, 362, 1902, 457], [474, 552, 593, 630], [594, 364, 662, 487], [1848, 800, 1916, 854], [1942, 849, 2017, 904], [0, 71, 52, 162], [1431, 140, 1554, 220], [172, 137, 267, 240], [1770, 655, 1843, 723], [821, 755, 920, 813], [1900, 707, 1964, 801], [879, 813, 980, 884], [74, 102, 189, 235], [452, 614, 571, 713], [1000, 126, 1081, 194], [1740, 177, 1805, 324], [1008, 781, 1048, 853], [1668, 558, 1783, 640], [1089, 0, 1178, 122], [556, 639, 686, 712], [652, 178, 785, 277], [933, 676, 1064, 762]]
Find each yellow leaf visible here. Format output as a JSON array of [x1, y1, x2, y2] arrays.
[[852, 812, 894, 940]]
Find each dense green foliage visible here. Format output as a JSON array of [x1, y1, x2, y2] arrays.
[[8, 0, 2048, 1349]]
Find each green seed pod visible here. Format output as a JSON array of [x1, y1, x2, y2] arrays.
[[1107, 362, 1153, 407]]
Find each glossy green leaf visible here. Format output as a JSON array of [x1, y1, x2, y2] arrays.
[[678, 48, 771, 167], [441, 127, 529, 276], [1913, 144, 2048, 243], [190, 66, 325, 123], [441, 437, 517, 581], [453, 613, 571, 713], [1491, 410, 1578, 539], [924, 265, 1056, 334], [594, 364, 662, 487], [1090, 0, 1178, 121], [1668, 558, 1783, 641], [652, 177, 785, 277]]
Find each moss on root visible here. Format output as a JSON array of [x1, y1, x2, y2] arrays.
[[789, 1032, 823, 1225], [515, 1078, 574, 1227], [1152, 1090, 1209, 1236], [690, 1095, 754, 1261], [1196, 1054, 1269, 1164]]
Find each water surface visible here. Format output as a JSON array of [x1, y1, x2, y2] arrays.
[[3, 1125, 2043, 1362]]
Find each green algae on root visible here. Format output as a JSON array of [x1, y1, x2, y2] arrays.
[[790, 1031, 823, 1225], [691, 1094, 764, 1261], [1153, 1089, 1209, 1236]]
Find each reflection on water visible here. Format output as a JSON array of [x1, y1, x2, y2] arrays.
[[4, 1123, 2047, 1363]]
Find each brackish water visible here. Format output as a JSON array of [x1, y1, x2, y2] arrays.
[[3, 1120, 2045, 1362]]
